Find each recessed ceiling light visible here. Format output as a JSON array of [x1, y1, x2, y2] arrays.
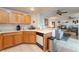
[[30, 7, 35, 11]]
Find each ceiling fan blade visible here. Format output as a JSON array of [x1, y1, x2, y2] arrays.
[[59, 14, 62, 15], [56, 10, 68, 15], [57, 10, 61, 12], [62, 11, 68, 13]]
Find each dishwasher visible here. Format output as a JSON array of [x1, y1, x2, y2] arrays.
[[36, 32, 44, 49]]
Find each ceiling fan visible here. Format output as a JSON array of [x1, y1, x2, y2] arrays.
[[56, 10, 68, 15]]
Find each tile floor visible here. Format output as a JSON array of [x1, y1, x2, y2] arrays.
[[1, 44, 43, 52]]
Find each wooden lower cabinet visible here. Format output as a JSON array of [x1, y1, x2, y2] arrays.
[[14, 32, 23, 45], [23, 32, 29, 43], [0, 34, 3, 50], [3, 35, 14, 48], [23, 31, 36, 43], [0, 31, 36, 50], [29, 32, 36, 43], [2, 32, 23, 49]]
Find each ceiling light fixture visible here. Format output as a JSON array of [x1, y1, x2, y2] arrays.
[[30, 7, 35, 11]]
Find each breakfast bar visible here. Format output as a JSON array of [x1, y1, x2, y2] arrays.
[[36, 29, 52, 51]]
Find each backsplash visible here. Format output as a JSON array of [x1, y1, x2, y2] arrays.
[[0, 24, 30, 31]]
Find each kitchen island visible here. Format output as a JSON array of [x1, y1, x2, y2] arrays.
[[36, 29, 52, 51]]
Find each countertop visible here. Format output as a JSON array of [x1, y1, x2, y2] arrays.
[[36, 28, 52, 34], [0, 28, 53, 34], [0, 30, 36, 34]]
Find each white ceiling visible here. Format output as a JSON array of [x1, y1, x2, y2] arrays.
[[2, 7, 79, 15]]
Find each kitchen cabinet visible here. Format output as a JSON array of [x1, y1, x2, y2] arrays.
[[0, 10, 9, 23], [17, 14, 24, 23], [3, 33, 14, 48], [23, 31, 36, 43], [9, 12, 23, 23], [29, 32, 36, 43], [9, 12, 31, 24], [23, 32, 29, 43], [2, 32, 23, 49], [0, 9, 31, 24], [0, 31, 36, 50], [14, 32, 23, 45], [13, 13, 24, 24], [0, 34, 3, 50], [23, 15, 31, 24], [9, 12, 17, 23]]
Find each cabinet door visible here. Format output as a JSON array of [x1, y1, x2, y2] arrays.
[[3, 35, 13, 48], [9, 12, 24, 24], [29, 32, 36, 43], [0, 10, 9, 23], [23, 32, 29, 43], [14, 13, 23, 24], [17, 14, 24, 23], [0, 35, 3, 50], [9, 12, 17, 23], [14, 33, 23, 45], [23, 32, 36, 43], [23, 15, 31, 24]]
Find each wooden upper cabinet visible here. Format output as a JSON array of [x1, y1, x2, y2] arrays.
[[17, 14, 24, 23], [9, 12, 23, 23], [23, 15, 31, 24], [9, 12, 17, 23], [0, 10, 31, 24], [14, 13, 24, 24], [0, 10, 9, 23], [9, 13, 31, 24]]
